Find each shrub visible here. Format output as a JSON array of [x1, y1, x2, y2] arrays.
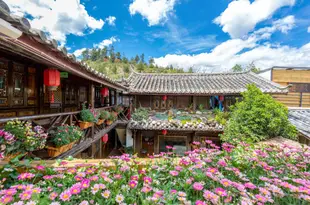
[[132, 107, 149, 121], [213, 108, 230, 125], [51, 125, 83, 147], [221, 84, 297, 144], [99, 110, 110, 120], [80, 104, 98, 123]]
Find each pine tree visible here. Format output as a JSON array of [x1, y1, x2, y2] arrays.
[[134, 55, 140, 64], [140, 53, 145, 63]]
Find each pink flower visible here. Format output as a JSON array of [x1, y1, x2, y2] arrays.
[[20, 191, 32, 200], [169, 170, 179, 176], [131, 175, 139, 181], [70, 186, 81, 195], [244, 182, 256, 190], [141, 186, 152, 193], [143, 176, 152, 184], [1, 195, 13, 204], [60, 190, 71, 202], [195, 200, 206, 205], [4, 189, 17, 196], [49, 192, 58, 200], [80, 179, 90, 189], [193, 182, 204, 191], [129, 180, 138, 188], [207, 167, 218, 174], [217, 159, 227, 167], [255, 194, 267, 203], [205, 140, 212, 144], [102, 190, 110, 199], [215, 187, 227, 197], [79, 200, 89, 205], [170, 189, 177, 194], [220, 179, 232, 187], [35, 165, 45, 171], [17, 173, 35, 180]]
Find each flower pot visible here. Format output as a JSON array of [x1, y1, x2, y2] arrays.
[[79, 121, 94, 130], [96, 119, 104, 125], [106, 120, 113, 126], [46, 141, 76, 157]]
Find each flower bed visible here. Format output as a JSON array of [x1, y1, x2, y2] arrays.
[[0, 142, 309, 204]]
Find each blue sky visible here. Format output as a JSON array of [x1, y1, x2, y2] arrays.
[[6, 0, 310, 72]]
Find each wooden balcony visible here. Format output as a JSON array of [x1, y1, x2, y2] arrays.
[[0, 106, 129, 159]]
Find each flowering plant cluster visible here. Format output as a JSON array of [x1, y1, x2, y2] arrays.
[[99, 110, 110, 120], [80, 104, 99, 123], [0, 141, 309, 204], [51, 125, 83, 147], [0, 120, 47, 159]]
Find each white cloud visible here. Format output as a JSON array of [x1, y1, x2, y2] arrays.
[[129, 0, 177, 26], [94, 37, 119, 48], [214, 0, 295, 38], [73, 48, 86, 57], [106, 16, 116, 26], [6, 0, 105, 45], [154, 18, 309, 72]]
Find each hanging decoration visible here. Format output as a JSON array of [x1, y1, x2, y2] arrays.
[[101, 134, 109, 144], [44, 69, 60, 103], [163, 95, 167, 101], [101, 87, 109, 97], [219, 95, 224, 101], [162, 129, 167, 135]]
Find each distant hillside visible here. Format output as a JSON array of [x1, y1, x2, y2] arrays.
[[80, 46, 191, 80]]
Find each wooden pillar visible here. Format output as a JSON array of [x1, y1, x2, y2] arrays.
[[193, 96, 197, 111], [154, 132, 159, 154], [89, 83, 95, 108]]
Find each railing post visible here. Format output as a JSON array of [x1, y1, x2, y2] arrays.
[[300, 92, 303, 107]]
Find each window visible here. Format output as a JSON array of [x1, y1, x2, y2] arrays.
[[159, 136, 188, 155], [289, 83, 310, 93]]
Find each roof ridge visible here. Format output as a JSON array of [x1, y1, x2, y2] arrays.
[[130, 70, 250, 76]]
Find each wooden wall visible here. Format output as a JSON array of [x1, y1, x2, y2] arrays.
[[272, 69, 310, 107]]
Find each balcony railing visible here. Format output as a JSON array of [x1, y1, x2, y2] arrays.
[[0, 105, 129, 159]]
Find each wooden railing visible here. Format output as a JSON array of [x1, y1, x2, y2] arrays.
[[0, 105, 129, 159]]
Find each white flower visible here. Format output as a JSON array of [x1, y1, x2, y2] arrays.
[[50, 202, 61, 205], [115, 194, 124, 203]]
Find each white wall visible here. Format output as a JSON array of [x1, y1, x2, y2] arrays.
[[259, 70, 272, 80]]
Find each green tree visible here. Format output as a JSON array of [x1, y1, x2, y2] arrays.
[[247, 62, 260, 73], [137, 62, 144, 72], [140, 53, 145, 63], [188, 67, 194, 73], [101, 47, 108, 58], [81, 49, 90, 61], [122, 56, 128, 64], [111, 65, 117, 74], [90, 49, 100, 61], [221, 84, 297, 144], [116, 52, 121, 60], [232, 64, 243, 72], [149, 57, 155, 65], [123, 64, 130, 74], [110, 46, 115, 63], [134, 55, 140, 64]]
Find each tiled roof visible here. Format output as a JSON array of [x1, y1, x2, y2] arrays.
[[289, 108, 310, 138], [0, 0, 126, 91], [127, 71, 287, 95], [128, 119, 223, 132]]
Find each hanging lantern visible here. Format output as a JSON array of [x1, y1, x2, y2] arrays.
[[219, 95, 224, 101], [101, 134, 108, 144], [163, 95, 167, 101], [101, 87, 109, 97], [44, 69, 60, 103], [162, 130, 167, 135]]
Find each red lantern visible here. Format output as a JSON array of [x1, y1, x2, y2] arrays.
[[101, 87, 109, 97], [219, 95, 224, 101], [101, 134, 108, 144], [162, 130, 167, 135], [44, 69, 60, 103], [163, 95, 167, 101]]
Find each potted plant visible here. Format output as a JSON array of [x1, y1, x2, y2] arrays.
[[46, 125, 83, 157], [98, 110, 110, 125], [0, 120, 47, 161], [106, 111, 117, 125], [79, 104, 99, 129], [114, 105, 124, 114], [97, 110, 108, 125]]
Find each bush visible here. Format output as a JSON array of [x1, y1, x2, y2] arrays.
[[221, 84, 297, 144], [213, 108, 230, 125], [51, 125, 83, 147], [132, 107, 149, 121], [80, 104, 98, 123]]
